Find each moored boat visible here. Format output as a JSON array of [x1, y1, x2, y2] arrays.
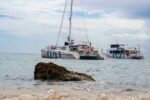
[[106, 44, 144, 59], [41, 0, 104, 60]]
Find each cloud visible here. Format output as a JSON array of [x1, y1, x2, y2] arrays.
[[79, 0, 150, 19], [0, 0, 150, 55], [0, 0, 67, 37]]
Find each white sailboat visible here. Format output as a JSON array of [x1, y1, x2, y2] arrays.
[[41, 0, 104, 60]]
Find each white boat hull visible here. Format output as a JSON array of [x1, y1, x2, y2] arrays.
[[106, 53, 144, 59], [41, 49, 79, 59]]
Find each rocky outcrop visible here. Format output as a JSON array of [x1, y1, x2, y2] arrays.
[[34, 62, 95, 81]]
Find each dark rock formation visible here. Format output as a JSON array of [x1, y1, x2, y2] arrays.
[[34, 62, 95, 81]]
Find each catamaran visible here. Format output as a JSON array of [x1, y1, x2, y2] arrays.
[[41, 0, 104, 60], [106, 44, 144, 59]]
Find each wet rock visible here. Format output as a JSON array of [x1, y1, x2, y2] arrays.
[[0, 94, 7, 99], [96, 94, 108, 100], [5, 75, 9, 77], [44, 91, 71, 100], [122, 88, 134, 92], [125, 88, 133, 91], [140, 95, 150, 100], [34, 62, 95, 81]]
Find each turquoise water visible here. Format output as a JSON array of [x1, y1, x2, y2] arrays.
[[0, 53, 150, 92]]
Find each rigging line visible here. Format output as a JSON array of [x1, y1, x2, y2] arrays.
[[56, 0, 68, 46], [79, 0, 89, 43]]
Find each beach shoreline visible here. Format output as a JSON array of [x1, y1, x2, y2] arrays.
[[1, 86, 150, 100]]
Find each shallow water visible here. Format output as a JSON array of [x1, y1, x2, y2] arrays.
[[0, 53, 150, 93]]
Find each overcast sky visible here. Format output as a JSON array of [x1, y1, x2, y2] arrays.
[[0, 0, 150, 56]]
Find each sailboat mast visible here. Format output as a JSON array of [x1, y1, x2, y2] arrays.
[[68, 0, 73, 46]]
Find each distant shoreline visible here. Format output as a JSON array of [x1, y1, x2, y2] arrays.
[[0, 52, 40, 55]]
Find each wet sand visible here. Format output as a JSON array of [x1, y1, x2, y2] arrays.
[[1, 86, 150, 100]]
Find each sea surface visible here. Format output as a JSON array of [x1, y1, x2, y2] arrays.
[[0, 53, 150, 93]]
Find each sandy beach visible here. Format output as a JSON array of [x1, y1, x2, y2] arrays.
[[1, 85, 150, 100]]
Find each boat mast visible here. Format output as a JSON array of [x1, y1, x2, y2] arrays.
[[68, 0, 73, 46]]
